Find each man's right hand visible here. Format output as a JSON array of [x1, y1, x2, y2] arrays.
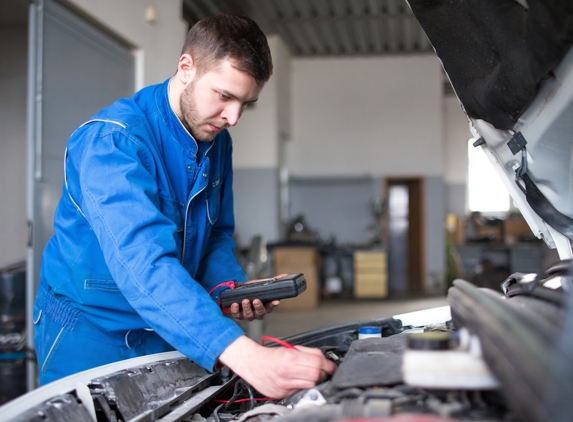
[[218, 335, 337, 398]]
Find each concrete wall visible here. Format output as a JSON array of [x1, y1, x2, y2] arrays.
[[0, 25, 28, 269], [66, 0, 187, 87], [288, 55, 444, 176]]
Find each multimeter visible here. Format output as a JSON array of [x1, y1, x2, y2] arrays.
[[219, 273, 307, 308]]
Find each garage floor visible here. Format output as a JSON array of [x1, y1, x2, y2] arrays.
[[253, 296, 449, 339]]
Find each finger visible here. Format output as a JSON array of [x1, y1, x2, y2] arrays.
[[230, 303, 242, 319], [292, 347, 338, 375], [283, 358, 326, 384], [242, 299, 254, 321], [246, 278, 265, 283], [294, 345, 325, 357], [322, 359, 338, 375], [252, 299, 266, 320], [246, 274, 282, 283], [263, 300, 279, 314], [318, 367, 334, 382]]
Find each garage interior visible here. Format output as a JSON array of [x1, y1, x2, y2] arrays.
[[0, 0, 564, 404]]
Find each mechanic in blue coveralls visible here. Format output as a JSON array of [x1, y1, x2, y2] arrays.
[[33, 14, 336, 397]]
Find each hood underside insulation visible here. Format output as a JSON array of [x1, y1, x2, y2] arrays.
[[408, 0, 573, 130]]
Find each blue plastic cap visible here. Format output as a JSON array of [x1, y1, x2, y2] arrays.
[[358, 326, 381, 334]]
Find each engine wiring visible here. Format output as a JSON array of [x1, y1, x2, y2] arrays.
[[205, 320, 510, 421], [213, 398, 277, 404], [212, 380, 256, 422]]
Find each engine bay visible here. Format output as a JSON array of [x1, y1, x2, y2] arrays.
[[4, 261, 572, 422]]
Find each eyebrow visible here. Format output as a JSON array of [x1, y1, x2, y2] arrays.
[[220, 89, 258, 104]]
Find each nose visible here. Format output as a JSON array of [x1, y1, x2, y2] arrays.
[[221, 103, 242, 127]]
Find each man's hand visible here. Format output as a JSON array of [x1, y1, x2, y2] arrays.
[[230, 298, 279, 320], [229, 274, 287, 320], [219, 336, 337, 398]]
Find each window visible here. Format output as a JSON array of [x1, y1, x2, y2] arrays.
[[467, 139, 510, 212]]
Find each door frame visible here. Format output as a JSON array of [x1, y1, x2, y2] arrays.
[[26, 0, 135, 390], [384, 177, 426, 294]]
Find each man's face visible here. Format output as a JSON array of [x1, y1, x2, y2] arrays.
[[179, 58, 263, 142]]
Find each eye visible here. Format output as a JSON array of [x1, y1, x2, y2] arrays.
[[219, 93, 230, 101]]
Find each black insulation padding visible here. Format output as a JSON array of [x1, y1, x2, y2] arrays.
[[408, 0, 573, 130]]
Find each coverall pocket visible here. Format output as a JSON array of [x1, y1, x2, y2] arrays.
[[206, 184, 221, 225], [32, 305, 44, 367], [33, 308, 66, 376], [41, 325, 65, 374], [84, 278, 120, 292]]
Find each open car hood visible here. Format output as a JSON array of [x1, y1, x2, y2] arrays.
[[408, 0, 573, 259]]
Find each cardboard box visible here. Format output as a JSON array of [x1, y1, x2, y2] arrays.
[[272, 247, 320, 310], [475, 224, 502, 242], [504, 215, 532, 244], [451, 217, 466, 246], [354, 278, 388, 298], [353, 251, 388, 299]]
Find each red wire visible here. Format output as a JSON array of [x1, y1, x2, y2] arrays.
[[261, 335, 297, 349], [208, 280, 236, 296]]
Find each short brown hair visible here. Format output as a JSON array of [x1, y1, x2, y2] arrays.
[[182, 14, 273, 84]]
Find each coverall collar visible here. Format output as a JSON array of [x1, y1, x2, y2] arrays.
[[157, 78, 199, 157]]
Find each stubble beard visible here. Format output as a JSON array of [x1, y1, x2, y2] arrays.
[[179, 81, 227, 142]]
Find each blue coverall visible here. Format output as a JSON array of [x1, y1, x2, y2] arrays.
[[34, 79, 247, 385]]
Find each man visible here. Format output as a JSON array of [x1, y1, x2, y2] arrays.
[[33, 14, 336, 398]]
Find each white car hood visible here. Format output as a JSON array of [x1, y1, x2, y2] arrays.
[[469, 46, 573, 259], [408, 0, 573, 258]]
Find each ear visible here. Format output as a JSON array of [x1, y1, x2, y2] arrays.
[[176, 53, 196, 85]]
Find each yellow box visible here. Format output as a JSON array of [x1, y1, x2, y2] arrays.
[[354, 251, 386, 262], [354, 281, 387, 298], [355, 273, 387, 284], [353, 250, 387, 299], [355, 261, 386, 272]]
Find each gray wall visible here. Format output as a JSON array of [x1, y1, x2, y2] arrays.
[[0, 24, 28, 269], [233, 168, 280, 248], [445, 182, 467, 216], [288, 176, 380, 245]]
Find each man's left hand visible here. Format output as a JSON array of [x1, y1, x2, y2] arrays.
[[229, 274, 286, 320], [229, 298, 280, 321]]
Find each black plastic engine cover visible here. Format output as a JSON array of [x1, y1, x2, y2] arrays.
[[331, 333, 409, 389]]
